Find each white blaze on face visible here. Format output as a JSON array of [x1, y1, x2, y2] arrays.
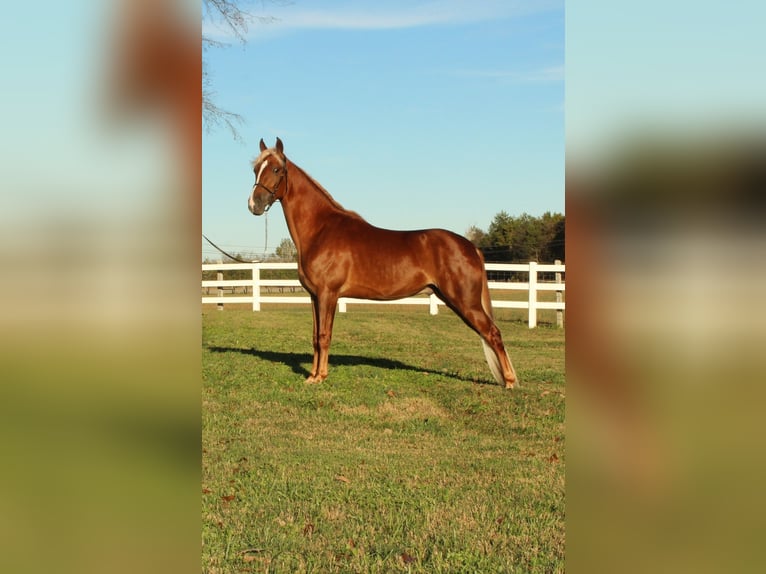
[[256, 157, 269, 185], [249, 157, 269, 212]]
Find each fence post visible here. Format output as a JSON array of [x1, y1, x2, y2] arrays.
[[217, 260, 224, 311], [528, 261, 538, 328], [555, 259, 563, 328], [429, 293, 439, 315], [252, 263, 261, 311], [338, 299, 347, 313]]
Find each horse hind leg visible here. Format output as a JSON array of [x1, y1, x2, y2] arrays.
[[434, 283, 518, 389], [482, 339, 507, 385], [479, 281, 518, 388], [481, 332, 518, 389]]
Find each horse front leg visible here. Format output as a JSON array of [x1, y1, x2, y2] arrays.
[[306, 292, 338, 384], [307, 294, 321, 383]]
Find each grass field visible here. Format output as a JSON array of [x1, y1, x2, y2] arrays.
[[202, 306, 565, 573]]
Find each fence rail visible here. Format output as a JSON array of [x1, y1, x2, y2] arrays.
[[202, 261, 565, 328]]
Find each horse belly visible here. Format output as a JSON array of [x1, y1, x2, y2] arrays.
[[300, 228, 439, 299], [343, 252, 431, 300]]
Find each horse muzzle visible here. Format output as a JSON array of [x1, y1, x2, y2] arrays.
[[248, 191, 273, 216]]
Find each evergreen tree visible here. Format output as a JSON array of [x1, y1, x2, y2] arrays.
[[475, 211, 565, 263]]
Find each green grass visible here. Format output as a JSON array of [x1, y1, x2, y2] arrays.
[[202, 307, 564, 573]]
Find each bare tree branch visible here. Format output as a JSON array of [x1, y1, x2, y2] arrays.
[[203, 0, 267, 43], [202, 1, 284, 140]]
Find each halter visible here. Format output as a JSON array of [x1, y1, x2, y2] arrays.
[[253, 159, 287, 213]]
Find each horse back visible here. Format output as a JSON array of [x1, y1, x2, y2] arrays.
[[325, 215, 479, 265]]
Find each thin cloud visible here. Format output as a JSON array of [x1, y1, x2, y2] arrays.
[[279, 1, 525, 30], [203, 0, 561, 40], [522, 65, 564, 83], [449, 65, 564, 83]]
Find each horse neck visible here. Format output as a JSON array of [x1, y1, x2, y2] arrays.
[[281, 160, 347, 250]]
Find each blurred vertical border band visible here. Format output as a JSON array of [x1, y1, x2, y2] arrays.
[[0, 1, 201, 573], [567, 1, 766, 572]]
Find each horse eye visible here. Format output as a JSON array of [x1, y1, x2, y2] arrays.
[[273, 167, 279, 173]]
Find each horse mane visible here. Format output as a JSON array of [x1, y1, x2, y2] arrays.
[[251, 149, 285, 169], [288, 160, 366, 221]]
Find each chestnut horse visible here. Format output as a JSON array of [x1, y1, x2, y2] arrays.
[[248, 138, 517, 388]]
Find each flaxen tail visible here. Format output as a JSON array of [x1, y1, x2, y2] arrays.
[[482, 339, 506, 385]]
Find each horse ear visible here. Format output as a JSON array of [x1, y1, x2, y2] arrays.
[[259, 138, 267, 152], [275, 137, 284, 154]]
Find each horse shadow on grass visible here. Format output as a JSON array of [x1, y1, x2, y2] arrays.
[[206, 345, 492, 386]]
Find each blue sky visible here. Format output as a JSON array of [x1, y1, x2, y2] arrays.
[[202, 0, 564, 259]]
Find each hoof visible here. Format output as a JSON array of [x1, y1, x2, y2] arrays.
[[305, 375, 324, 385], [505, 379, 518, 389]]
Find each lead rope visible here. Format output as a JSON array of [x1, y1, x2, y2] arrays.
[[262, 159, 287, 259], [203, 205, 271, 262], [263, 211, 268, 259], [202, 233, 254, 263]]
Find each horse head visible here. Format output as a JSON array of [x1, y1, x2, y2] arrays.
[[248, 137, 287, 215]]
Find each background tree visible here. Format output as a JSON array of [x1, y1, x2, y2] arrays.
[[275, 238, 297, 261], [465, 225, 487, 247], [482, 211, 514, 261], [472, 211, 565, 263], [539, 211, 565, 262]]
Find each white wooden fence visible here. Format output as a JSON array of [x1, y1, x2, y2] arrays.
[[202, 261, 565, 328]]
